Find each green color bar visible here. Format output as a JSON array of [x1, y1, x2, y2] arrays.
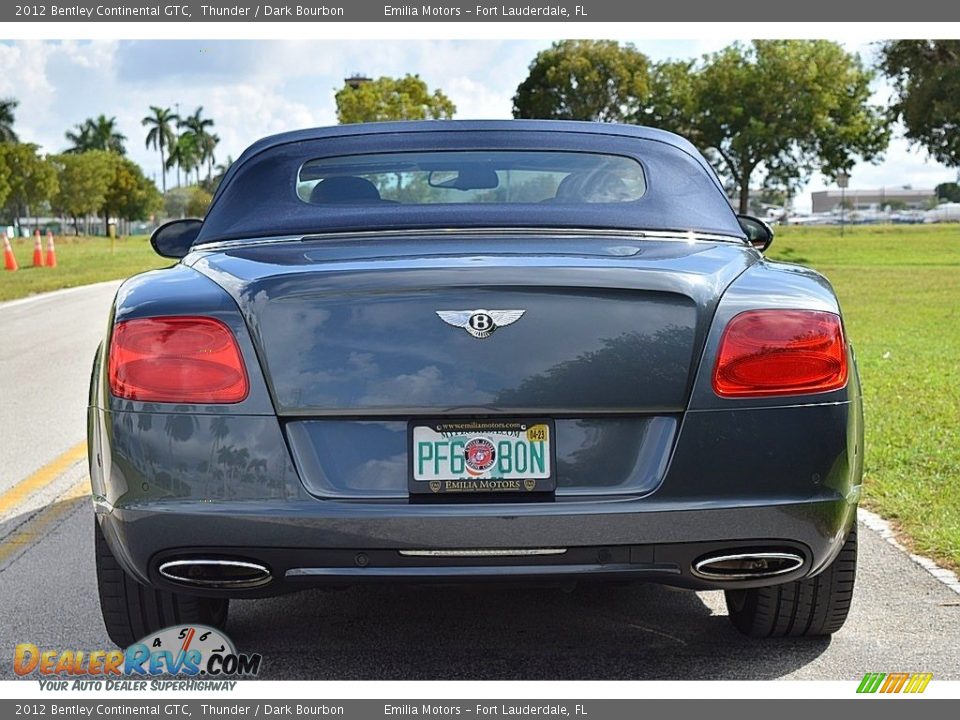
[[857, 673, 885, 693]]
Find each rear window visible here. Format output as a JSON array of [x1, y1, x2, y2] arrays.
[[297, 150, 646, 205]]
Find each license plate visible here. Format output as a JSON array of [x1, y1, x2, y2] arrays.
[[409, 419, 555, 495]]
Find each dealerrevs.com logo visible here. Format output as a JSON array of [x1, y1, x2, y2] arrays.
[[14, 625, 261, 690]]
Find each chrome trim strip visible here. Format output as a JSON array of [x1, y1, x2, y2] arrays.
[[398, 548, 567, 558], [192, 227, 746, 253], [285, 563, 679, 579], [158, 559, 272, 588], [280, 405, 682, 419], [691, 552, 804, 581]]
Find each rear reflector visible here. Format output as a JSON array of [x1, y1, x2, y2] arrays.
[[712, 310, 848, 398], [108, 316, 249, 403]]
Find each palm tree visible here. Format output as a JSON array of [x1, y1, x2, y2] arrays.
[[166, 132, 201, 187], [209, 155, 233, 191], [65, 114, 126, 154], [165, 136, 185, 187], [0, 98, 18, 143], [214, 156, 233, 177], [92, 115, 126, 154], [142, 106, 178, 193], [203, 132, 220, 181], [64, 122, 93, 153], [179, 107, 217, 182]]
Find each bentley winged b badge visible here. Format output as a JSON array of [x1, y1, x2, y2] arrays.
[[436, 309, 526, 339]]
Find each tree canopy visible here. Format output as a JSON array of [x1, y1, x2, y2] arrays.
[[185, 186, 213, 217], [335, 74, 455, 124], [512, 39, 890, 213], [51, 151, 114, 233], [0, 143, 58, 226], [881, 40, 960, 170], [0, 147, 11, 209], [664, 41, 889, 212], [101, 155, 162, 225], [0, 98, 18, 143], [65, 115, 127, 155], [513, 40, 650, 122], [935, 181, 960, 203]]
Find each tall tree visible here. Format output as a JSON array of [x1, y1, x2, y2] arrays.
[[142, 106, 178, 193], [203, 133, 220, 181], [0, 143, 58, 231], [335, 74, 455, 124], [65, 115, 127, 154], [0, 98, 18, 143], [880, 41, 960, 171], [512, 40, 650, 122], [167, 132, 201, 187], [650, 41, 890, 213], [179, 107, 218, 181], [50, 151, 114, 235]]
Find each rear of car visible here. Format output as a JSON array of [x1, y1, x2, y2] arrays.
[[88, 121, 862, 646]]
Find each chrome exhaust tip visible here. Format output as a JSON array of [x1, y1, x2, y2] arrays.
[[158, 559, 272, 588], [691, 551, 804, 581]]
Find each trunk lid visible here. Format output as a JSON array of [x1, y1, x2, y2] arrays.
[[193, 234, 755, 415]]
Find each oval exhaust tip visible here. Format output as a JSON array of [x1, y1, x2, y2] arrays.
[[159, 559, 272, 589], [692, 551, 804, 580]]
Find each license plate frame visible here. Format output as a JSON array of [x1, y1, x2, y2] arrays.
[[408, 418, 556, 495]]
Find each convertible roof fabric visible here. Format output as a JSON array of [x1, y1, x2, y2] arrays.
[[196, 120, 745, 244]]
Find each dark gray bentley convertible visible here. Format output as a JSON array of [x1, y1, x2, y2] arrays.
[[88, 121, 862, 645]]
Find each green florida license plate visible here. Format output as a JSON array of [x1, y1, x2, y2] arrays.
[[408, 419, 555, 495]]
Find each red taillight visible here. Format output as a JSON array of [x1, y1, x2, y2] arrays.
[[108, 317, 249, 403], [712, 310, 848, 398]]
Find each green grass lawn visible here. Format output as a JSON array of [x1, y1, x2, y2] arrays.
[[0, 235, 168, 302], [2, 225, 958, 570], [770, 224, 960, 570]]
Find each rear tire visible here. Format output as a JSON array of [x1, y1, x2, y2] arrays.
[[724, 525, 857, 638], [95, 519, 229, 647]]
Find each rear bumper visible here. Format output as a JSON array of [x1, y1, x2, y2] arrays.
[[89, 372, 863, 598], [97, 493, 856, 597]]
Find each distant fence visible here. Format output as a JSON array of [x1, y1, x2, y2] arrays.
[[6, 218, 156, 237]]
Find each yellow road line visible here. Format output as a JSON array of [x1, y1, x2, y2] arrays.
[[0, 442, 86, 516], [0, 479, 87, 566]]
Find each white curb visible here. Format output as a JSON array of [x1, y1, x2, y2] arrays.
[[858, 507, 960, 596]]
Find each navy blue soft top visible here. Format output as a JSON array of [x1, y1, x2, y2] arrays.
[[196, 120, 744, 243]]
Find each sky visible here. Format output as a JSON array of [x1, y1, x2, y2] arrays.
[[0, 39, 953, 213]]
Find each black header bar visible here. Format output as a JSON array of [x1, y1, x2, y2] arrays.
[[4, 1, 958, 22]]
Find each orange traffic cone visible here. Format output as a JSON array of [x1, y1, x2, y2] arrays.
[[3, 234, 18, 271], [44, 233, 57, 268], [33, 230, 44, 267]]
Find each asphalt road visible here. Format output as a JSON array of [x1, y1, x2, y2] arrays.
[[1, 282, 958, 681], [0, 281, 120, 492]]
